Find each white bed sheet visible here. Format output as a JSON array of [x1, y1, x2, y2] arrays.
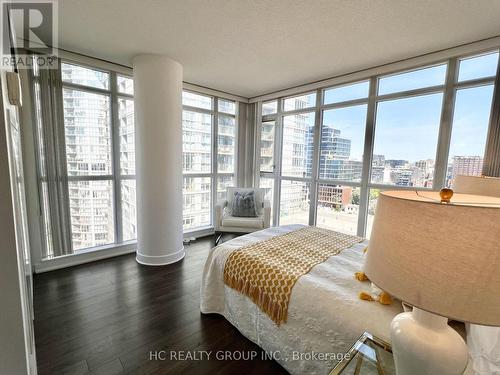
[[200, 225, 402, 374]]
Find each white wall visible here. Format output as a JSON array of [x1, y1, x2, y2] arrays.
[[0, 69, 31, 374]]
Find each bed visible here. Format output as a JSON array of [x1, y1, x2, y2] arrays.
[[200, 224, 402, 374]]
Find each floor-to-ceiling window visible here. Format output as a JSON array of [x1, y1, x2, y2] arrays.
[[257, 49, 499, 238], [32, 64, 238, 259], [61, 63, 115, 250], [34, 62, 136, 257], [33, 60, 238, 259], [447, 52, 498, 185], [279, 94, 315, 226], [317, 81, 369, 235], [365, 64, 447, 236], [259, 101, 278, 224], [182, 91, 237, 232]]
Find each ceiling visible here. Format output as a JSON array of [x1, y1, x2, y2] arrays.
[[57, 0, 500, 98]]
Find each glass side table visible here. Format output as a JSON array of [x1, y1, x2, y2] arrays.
[[330, 332, 395, 375]]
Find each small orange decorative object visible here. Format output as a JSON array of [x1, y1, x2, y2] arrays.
[[359, 291, 374, 301], [439, 188, 454, 203], [355, 247, 392, 306], [378, 291, 393, 305], [355, 271, 369, 281]]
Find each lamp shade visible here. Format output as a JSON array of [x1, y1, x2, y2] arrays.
[[364, 190, 500, 326], [453, 175, 500, 197]]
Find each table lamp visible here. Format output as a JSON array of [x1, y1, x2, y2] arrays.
[[452, 175, 500, 374], [453, 175, 500, 197], [364, 189, 500, 375]]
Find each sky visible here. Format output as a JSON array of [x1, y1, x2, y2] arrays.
[[321, 52, 498, 163], [373, 92, 443, 161], [448, 84, 494, 159]]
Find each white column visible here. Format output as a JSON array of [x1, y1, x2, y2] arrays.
[[133, 55, 185, 265]]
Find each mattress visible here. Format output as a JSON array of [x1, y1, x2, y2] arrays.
[[200, 224, 402, 374]]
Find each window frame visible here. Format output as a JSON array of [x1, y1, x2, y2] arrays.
[[30, 53, 247, 266], [457, 50, 500, 83], [182, 90, 238, 233], [256, 49, 500, 237], [60, 60, 136, 251], [34, 60, 241, 257]]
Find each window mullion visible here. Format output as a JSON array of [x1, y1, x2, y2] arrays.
[[320, 98, 369, 111], [309, 89, 322, 226], [67, 175, 114, 181], [434, 58, 459, 189], [357, 77, 378, 237], [212, 99, 218, 225], [233, 104, 239, 185], [317, 179, 362, 187], [60, 81, 111, 96], [483, 53, 500, 176], [455, 76, 496, 89], [274, 99, 283, 226], [254, 101, 263, 186], [110, 72, 123, 243]]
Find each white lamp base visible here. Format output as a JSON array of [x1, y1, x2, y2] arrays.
[[391, 307, 468, 375]]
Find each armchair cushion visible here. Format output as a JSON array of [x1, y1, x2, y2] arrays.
[[222, 215, 264, 229], [214, 188, 271, 233]]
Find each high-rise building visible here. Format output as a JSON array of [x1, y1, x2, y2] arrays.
[[414, 159, 434, 187], [371, 166, 385, 184], [181, 93, 237, 230], [386, 159, 408, 168], [281, 106, 314, 217], [183, 176, 211, 229], [317, 185, 353, 208], [260, 121, 275, 171], [319, 125, 363, 181], [62, 65, 115, 250], [390, 168, 413, 186], [372, 154, 385, 167], [370, 155, 386, 184], [451, 156, 483, 181], [281, 115, 365, 220], [182, 110, 212, 173]]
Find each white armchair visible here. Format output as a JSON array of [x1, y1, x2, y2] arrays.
[[214, 187, 271, 244]]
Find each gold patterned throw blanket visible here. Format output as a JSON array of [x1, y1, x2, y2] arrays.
[[223, 226, 363, 325]]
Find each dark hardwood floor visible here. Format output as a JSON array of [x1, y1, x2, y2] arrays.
[[34, 236, 288, 375]]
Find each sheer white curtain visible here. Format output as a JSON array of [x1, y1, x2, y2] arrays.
[[31, 58, 73, 258]]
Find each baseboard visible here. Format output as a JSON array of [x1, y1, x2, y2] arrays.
[[136, 246, 185, 266], [34, 242, 137, 273], [34, 228, 216, 273]]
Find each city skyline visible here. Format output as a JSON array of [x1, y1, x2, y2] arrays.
[[271, 80, 493, 236]]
